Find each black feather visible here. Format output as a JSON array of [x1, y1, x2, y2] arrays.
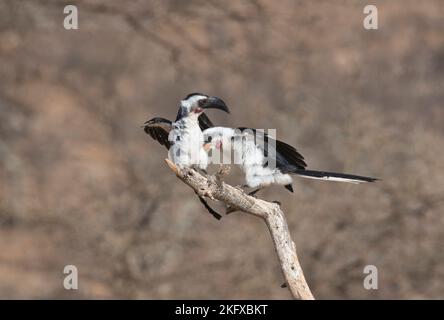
[[198, 196, 222, 220], [175, 106, 187, 122], [198, 113, 214, 130], [237, 127, 307, 171], [142, 117, 172, 149], [280, 167, 378, 183], [184, 92, 208, 100]]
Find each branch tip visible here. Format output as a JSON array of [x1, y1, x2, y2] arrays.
[[165, 158, 181, 176]]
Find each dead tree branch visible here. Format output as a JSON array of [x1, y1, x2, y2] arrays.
[[165, 159, 314, 300]]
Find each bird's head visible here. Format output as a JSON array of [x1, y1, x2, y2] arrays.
[[176, 93, 229, 120]]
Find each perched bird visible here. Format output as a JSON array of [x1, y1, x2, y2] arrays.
[[203, 127, 377, 194], [142, 93, 229, 220], [169, 93, 229, 171], [145, 93, 229, 170]]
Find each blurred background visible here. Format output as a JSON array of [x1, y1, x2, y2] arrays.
[[0, 0, 443, 299]]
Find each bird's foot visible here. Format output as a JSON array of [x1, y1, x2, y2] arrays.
[[216, 165, 230, 183], [217, 164, 231, 176]]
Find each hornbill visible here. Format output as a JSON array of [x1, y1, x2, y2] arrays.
[[167, 93, 229, 170], [203, 127, 378, 195], [142, 93, 229, 220]]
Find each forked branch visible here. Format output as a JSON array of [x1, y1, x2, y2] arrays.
[[165, 159, 314, 300]]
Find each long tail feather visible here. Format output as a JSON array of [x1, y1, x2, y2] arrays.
[[293, 170, 378, 184]]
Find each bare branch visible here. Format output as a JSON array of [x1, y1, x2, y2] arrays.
[[164, 159, 314, 300]]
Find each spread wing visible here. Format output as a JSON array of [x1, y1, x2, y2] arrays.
[[237, 127, 307, 170], [143, 113, 214, 150], [142, 117, 173, 149]]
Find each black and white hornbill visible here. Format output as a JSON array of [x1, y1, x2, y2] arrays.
[[142, 93, 229, 220], [168, 93, 229, 170], [203, 127, 378, 194]]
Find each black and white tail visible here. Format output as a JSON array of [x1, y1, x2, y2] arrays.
[[292, 169, 378, 184]]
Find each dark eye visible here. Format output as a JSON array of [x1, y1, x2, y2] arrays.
[[206, 136, 212, 143], [198, 99, 207, 107]]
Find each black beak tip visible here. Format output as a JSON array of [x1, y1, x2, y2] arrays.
[[221, 102, 230, 114], [205, 96, 230, 113], [141, 119, 154, 128]]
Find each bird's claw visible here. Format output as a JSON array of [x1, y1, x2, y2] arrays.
[[216, 165, 230, 183]]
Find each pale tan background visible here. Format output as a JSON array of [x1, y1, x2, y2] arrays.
[[0, 0, 443, 299]]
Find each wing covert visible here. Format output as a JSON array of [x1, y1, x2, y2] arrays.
[[142, 117, 173, 149], [237, 127, 307, 170], [198, 113, 214, 130]]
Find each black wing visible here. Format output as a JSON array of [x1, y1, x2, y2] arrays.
[[198, 113, 214, 130], [237, 127, 307, 170], [143, 114, 214, 150], [142, 117, 173, 149]]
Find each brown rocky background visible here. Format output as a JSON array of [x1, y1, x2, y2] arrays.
[[0, 0, 443, 299]]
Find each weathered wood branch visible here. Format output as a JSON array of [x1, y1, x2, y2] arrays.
[[165, 159, 314, 300]]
